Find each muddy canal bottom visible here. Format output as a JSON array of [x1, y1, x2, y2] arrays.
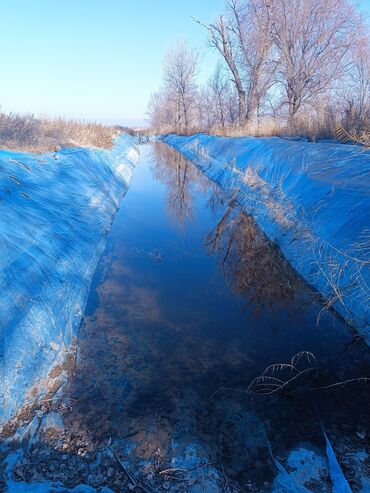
[[3, 144, 370, 492]]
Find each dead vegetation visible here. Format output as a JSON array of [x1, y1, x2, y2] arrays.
[[247, 351, 319, 396], [300, 228, 370, 326], [0, 112, 132, 153], [207, 113, 337, 142], [211, 350, 370, 401], [333, 123, 370, 148]]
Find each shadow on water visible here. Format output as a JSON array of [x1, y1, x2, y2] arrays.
[[2, 143, 369, 492]]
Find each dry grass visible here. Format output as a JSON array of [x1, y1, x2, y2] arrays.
[[206, 113, 335, 142], [0, 112, 131, 153], [208, 119, 280, 139], [247, 351, 319, 396], [211, 350, 370, 401], [152, 112, 370, 144], [333, 124, 370, 148]]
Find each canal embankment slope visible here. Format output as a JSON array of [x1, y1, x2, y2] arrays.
[[0, 134, 139, 425]]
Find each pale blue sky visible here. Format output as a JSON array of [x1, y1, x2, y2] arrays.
[[0, 0, 224, 125], [0, 0, 369, 126]]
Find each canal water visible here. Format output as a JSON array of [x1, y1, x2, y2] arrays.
[[4, 143, 369, 492]]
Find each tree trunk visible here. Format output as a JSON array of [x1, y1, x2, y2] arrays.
[[246, 82, 260, 126], [176, 95, 182, 133], [238, 89, 247, 127], [287, 86, 300, 123], [182, 96, 189, 134]]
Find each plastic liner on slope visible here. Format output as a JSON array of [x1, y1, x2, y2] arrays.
[[323, 430, 352, 493], [0, 134, 139, 424], [163, 134, 370, 340]]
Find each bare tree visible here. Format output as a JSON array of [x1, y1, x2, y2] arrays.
[[198, 85, 216, 131], [199, 62, 237, 131], [147, 86, 181, 132], [227, 0, 275, 121], [270, 0, 358, 120], [163, 39, 199, 133], [208, 63, 229, 129], [148, 0, 369, 138], [195, 0, 274, 127], [342, 32, 370, 129], [200, 13, 247, 126]]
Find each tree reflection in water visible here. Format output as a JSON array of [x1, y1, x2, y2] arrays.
[[152, 142, 211, 229], [153, 142, 309, 316]]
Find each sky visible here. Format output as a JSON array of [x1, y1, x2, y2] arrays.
[[0, 0, 224, 126], [0, 0, 369, 126]]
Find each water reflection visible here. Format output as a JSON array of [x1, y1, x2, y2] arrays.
[[206, 201, 309, 312], [3, 144, 369, 492], [152, 142, 211, 228], [153, 143, 307, 315]]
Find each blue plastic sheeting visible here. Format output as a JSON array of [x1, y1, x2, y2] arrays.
[[163, 134, 370, 340], [0, 135, 139, 424], [323, 430, 352, 492]]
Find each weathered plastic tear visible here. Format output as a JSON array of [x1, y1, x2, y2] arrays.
[[0, 134, 139, 424], [163, 134, 370, 341]]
